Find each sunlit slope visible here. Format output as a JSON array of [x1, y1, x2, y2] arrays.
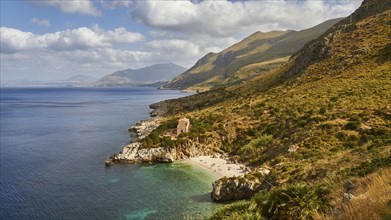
[[154, 0, 390, 185], [163, 18, 342, 90]]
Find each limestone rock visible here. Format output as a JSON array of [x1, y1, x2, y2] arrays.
[[211, 177, 268, 201], [128, 118, 161, 141], [258, 168, 271, 175], [288, 145, 299, 153], [106, 136, 215, 165], [343, 180, 356, 193], [342, 193, 356, 204]]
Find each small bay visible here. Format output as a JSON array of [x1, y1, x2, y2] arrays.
[[0, 87, 222, 220]]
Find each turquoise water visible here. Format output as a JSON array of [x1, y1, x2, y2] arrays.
[[0, 87, 222, 219]]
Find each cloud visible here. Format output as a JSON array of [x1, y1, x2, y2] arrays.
[[100, 0, 131, 9], [1, 48, 155, 81], [129, 0, 362, 37], [0, 26, 152, 81], [0, 26, 144, 53], [0, 28, 37, 54], [30, 18, 51, 27], [146, 39, 200, 59], [31, 0, 101, 16]]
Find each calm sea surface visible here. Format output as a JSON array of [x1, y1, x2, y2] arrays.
[[0, 87, 222, 220]]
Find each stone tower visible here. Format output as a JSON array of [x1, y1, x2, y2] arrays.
[[177, 117, 190, 135]]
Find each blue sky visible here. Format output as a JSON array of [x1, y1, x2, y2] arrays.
[[0, 0, 362, 82]]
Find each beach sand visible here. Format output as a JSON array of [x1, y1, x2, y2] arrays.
[[184, 155, 247, 178]]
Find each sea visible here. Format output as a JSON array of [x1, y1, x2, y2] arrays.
[[0, 87, 223, 220]]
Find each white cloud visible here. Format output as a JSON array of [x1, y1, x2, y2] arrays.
[[30, 18, 51, 27], [146, 39, 200, 58], [0, 26, 144, 53], [0, 27, 149, 81], [1, 45, 155, 82], [100, 0, 131, 9], [31, 0, 101, 16], [91, 24, 145, 44], [130, 0, 362, 37]]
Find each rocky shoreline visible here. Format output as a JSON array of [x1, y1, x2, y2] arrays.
[[105, 103, 215, 166], [105, 102, 268, 201]]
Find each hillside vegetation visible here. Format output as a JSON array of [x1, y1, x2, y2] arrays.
[[162, 18, 342, 91], [148, 0, 391, 218]]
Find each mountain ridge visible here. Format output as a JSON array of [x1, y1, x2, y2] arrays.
[[162, 18, 343, 91]]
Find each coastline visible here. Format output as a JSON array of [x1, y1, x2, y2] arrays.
[[106, 93, 263, 202], [108, 100, 249, 178], [182, 155, 247, 178]]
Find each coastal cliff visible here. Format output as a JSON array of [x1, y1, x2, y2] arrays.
[[105, 114, 265, 202], [105, 116, 216, 166]]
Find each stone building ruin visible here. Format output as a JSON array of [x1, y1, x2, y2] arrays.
[[177, 117, 190, 135]]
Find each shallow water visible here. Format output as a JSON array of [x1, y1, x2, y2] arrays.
[[0, 87, 222, 220]]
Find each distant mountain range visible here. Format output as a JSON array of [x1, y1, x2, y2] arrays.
[[65, 75, 98, 83], [2, 64, 186, 88], [92, 63, 186, 87], [162, 18, 342, 91], [1, 75, 98, 87]]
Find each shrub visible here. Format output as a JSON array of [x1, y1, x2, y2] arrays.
[[344, 121, 361, 130], [265, 124, 277, 135], [320, 123, 333, 130], [298, 119, 307, 127], [319, 106, 327, 115], [209, 200, 253, 220], [345, 157, 391, 177], [251, 134, 273, 148], [259, 184, 330, 220], [210, 184, 330, 220]]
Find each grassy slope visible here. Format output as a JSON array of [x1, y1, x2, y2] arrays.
[[163, 19, 342, 91], [150, 0, 391, 218]]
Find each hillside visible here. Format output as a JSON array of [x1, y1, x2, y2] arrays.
[[162, 18, 342, 91], [146, 0, 391, 218], [93, 63, 186, 87]]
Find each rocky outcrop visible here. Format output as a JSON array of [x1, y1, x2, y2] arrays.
[[106, 139, 215, 165], [211, 176, 269, 201], [128, 118, 162, 141], [105, 116, 217, 166], [149, 102, 169, 117]]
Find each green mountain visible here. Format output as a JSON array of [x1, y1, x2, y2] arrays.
[[147, 0, 391, 218], [162, 18, 342, 91], [93, 63, 186, 87]]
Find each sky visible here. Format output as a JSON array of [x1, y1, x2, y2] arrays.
[[0, 0, 363, 82]]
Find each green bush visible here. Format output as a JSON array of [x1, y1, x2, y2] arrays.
[[251, 135, 273, 148], [265, 124, 277, 135], [210, 184, 330, 220], [345, 156, 391, 177], [319, 106, 327, 115], [209, 200, 253, 220], [259, 184, 330, 220], [344, 121, 361, 130]]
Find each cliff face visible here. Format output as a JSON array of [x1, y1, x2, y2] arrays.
[[108, 139, 215, 164]]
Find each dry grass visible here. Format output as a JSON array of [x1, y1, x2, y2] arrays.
[[316, 168, 391, 220]]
